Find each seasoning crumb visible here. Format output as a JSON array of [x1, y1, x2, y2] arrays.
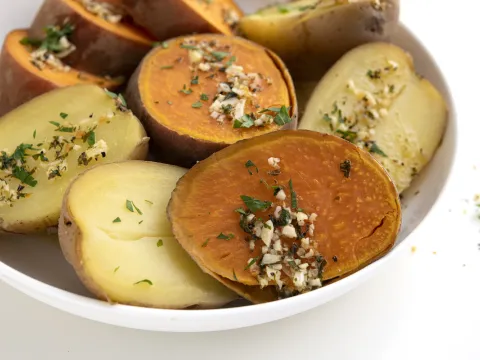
[[432, 251, 437, 255], [332, 255, 338, 262], [411, 246, 417, 254]]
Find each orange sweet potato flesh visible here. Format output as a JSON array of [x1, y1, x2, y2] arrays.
[[168, 130, 401, 302], [126, 34, 297, 168], [119, 0, 243, 40], [29, 0, 155, 77], [0, 29, 122, 117]]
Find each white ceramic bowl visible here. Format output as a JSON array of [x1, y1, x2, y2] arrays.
[[0, 0, 457, 332]]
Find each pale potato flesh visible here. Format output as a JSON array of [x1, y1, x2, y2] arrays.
[[299, 42, 448, 193], [0, 84, 148, 233], [63, 161, 237, 308]]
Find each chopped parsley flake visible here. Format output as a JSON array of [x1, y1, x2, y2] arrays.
[[157, 239, 164, 247], [112, 217, 121, 223], [369, 142, 387, 157], [126, 200, 142, 215], [191, 75, 199, 85], [161, 65, 173, 70], [240, 195, 272, 213], [134, 279, 153, 286], [200, 93, 209, 101], [217, 233, 234, 240], [244, 257, 258, 270], [245, 160, 258, 175], [192, 101, 203, 108], [233, 269, 238, 281], [114, 266, 120, 273], [179, 85, 193, 95], [234, 208, 248, 215], [60, 112, 68, 119], [201, 238, 210, 247], [289, 179, 297, 209]]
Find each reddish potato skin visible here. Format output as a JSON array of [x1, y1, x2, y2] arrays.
[[28, 0, 154, 77], [0, 43, 57, 116], [119, 0, 241, 40], [125, 48, 298, 169]]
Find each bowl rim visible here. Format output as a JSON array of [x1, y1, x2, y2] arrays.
[[0, 23, 459, 333]]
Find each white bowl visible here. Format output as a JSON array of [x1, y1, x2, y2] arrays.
[[0, 1, 457, 332]]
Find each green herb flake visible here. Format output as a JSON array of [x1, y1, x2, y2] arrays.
[[138, 220, 143, 225], [217, 233, 234, 240], [145, 200, 153, 205], [369, 142, 388, 157], [191, 75, 199, 85], [179, 85, 193, 95], [245, 160, 258, 175], [244, 257, 258, 270], [126, 200, 143, 215], [161, 65, 174, 70], [49, 121, 60, 127], [274, 106, 292, 126], [157, 239, 164, 247], [84, 130, 96, 147], [134, 279, 153, 286], [289, 179, 297, 210], [114, 266, 120, 273], [180, 44, 198, 50], [200, 93, 209, 101], [225, 56, 237, 68], [234, 208, 248, 215], [201, 238, 210, 247], [336, 129, 357, 143], [33, 130, 36, 139], [240, 195, 272, 213], [233, 114, 254, 129], [277, 5, 290, 13], [192, 101, 203, 108], [233, 269, 238, 281], [211, 51, 230, 61], [13, 167, 37, 187], [60, 112, 68, 119], [113, 217, 121, 223]]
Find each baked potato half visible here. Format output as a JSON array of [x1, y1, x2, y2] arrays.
[[28, 0, 155, 77], [126, 34, 297, 168], [238, 0, 400, 80], [299, 42, 448, 193], [59, 161, 237, 309], [0, 29, 122, 116], [168, 130, 401, 303], [0, 84, 149, 234]]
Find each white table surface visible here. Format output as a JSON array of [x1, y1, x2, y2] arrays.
[[1, 0, 479, 358]]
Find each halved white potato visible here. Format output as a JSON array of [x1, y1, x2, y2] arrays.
[[239, 0, 400, 80], [0, 84, 149, 233], [299, 42, 448, 193], [59, 161, 237, 309]]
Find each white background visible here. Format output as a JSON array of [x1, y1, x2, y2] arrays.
[[1, 0, 480, 359]]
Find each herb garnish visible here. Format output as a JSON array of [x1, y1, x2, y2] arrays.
[[20, 23, 74, 53], [191, 75, 199, 85], [180, 44, 198, 50], [114, 266, 120, 273], [217, 233, 234, 240], [60, 112, 68, 119], [336, 130, 358, 143], [192, 101, 203, 108], [113, 217, 121, 223], [289, 179, 297, 209], [157, 239, 164, 247], [240, 195, 272, 213], [211, 51, 230, 61], [200, 93, 209, 101], [201, 238, 210, 247], [233, 114, 254, 128], [234, 208, 248, 215], [161, 65, 173, 70], [33, 130, 36, 139], [126, 200, 143, 215], [145, 200, 153, 205], [233, 269, 238, 281], [369, 142, 387, 157], [340, 160, 351, 178], [245, 160, 258, 175], [134, 279, 153, 286], [244, 257, 258, 270], [179, 85, 193, 95]]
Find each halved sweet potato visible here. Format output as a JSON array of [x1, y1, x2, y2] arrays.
[[0, 84, 149, 234], [299, 42, 448, 193], [119, 0, 243, 40], [0, 29, 122, 116], [28, 0, 155, 77], [239, 0, 400, 81], [126, 34, 297, 168], [168, 130, 401, 303], [59, 161, 237, 309]]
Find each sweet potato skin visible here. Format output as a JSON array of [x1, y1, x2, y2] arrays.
[[29, 0, 154, 77], [125, 36, 298, 168], [0, 29, 122, 116], [119, 0, 243, 40], [167, 130, 401, 299]]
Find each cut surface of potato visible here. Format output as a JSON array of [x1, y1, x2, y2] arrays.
[[0, 29, 122, 116], [0, 84, 148, 234], [120, 0, 243, 40], [126, 34, 297, 167], [168, 130, 401, 303], [239, 0, 399, 80], [59, 161, 237, 309], [28, 0, 154, 77], [299, 42, 448, 193]]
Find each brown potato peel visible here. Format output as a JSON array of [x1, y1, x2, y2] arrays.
[[168, 130, 401, 303]]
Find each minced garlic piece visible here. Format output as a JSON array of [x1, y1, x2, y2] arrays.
[[79, 0, 124, 23]]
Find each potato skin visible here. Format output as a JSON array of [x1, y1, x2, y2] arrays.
[[125, 41, 298, 168], [119, 0, 242, 40], [29, 0, 154, 77], [239, 0, 400, 80]]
